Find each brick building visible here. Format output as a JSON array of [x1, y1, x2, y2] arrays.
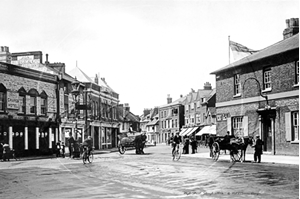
[[0, 52, 59, 156], [159, 95, 185, 143], [211, 18, 299, 155]]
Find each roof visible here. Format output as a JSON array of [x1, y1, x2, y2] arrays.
[[146, 118, 159, 126], [211, 34, 299, 74], [159, 95, 187, 108]]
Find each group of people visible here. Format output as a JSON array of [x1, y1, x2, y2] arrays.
[[0, 143, 11, 161], [169, 132, 198, 155], [64, 133, 93, 159]]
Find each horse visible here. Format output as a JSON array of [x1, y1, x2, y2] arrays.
[[230, 136, 254, 162]]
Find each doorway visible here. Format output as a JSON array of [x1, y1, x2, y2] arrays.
[[262, 117, 272, 152]]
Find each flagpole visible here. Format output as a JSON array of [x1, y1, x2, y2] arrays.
[[228, 35, 230, 64]]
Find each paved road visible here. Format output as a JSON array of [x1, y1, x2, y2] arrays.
[[0, 144, 298, 199]]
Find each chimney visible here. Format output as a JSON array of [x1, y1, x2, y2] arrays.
[[283, 18, 299, 39], [204, 82, 212, 90], [124, 103, 130, 112], [180, 94, 183, 98], [45, 54, 49, 64], [0, 46, 11, 63], [95, 74, 99, 85], [167, 94, 172, 104]]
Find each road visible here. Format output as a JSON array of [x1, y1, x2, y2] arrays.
[[0, 144, 298, 199]]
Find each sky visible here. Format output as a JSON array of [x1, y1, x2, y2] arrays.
[[0, 0, 299, 115]]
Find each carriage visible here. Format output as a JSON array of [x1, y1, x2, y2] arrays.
[[210, 135, 251, 162], [118, 132, 146, 155]]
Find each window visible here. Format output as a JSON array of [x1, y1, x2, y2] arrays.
[[40, 91, 47, 116], [232, 116, 243, 137], [18, 87, 26, 114], [263, 68, 271, 90], [28, 89, 39, 115], [30, 96, 36, 114], [64, 95, 69, 117], [0, 84, 6, 112], [234, 74, 240, 95], [295, 61, 299, 85], [292, 111, 299, 141]]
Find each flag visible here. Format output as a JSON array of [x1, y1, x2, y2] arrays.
[[229, 40, 258, 62]]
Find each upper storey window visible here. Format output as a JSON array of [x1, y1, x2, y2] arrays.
[[263, 68, 272, 91]]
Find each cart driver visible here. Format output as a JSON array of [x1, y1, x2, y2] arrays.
[[172, 132, 182, 155]]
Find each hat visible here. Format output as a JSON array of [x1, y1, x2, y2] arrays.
[[256, 135, 260, 138], [176, 132, 179, 134]]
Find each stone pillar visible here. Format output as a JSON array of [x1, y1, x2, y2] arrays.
[[36, 127, 39, 149], [258, 115, 262, 138], [49, 128, 52, 149], [9, 126, 13, 149], [271, 117, 275, 155], [25, 127, 28, 150]]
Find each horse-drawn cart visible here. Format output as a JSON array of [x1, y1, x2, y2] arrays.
[[118, 132, 147, 155], [211, 136, 251, 162]]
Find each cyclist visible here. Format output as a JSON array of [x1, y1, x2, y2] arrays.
[[82, 136, 93, 156], [172, 132, 182, 155]]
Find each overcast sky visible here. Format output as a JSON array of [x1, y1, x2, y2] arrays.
[[1, 0, 299, 114]]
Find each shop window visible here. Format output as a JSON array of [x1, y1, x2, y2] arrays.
[[0, 84, 6, 112], [232, 116, 243, 137]]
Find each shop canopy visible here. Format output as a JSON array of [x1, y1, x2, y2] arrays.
[[196, 125, 216, 136], [186, 127, 200, 136], [179, 128, 189, 136]]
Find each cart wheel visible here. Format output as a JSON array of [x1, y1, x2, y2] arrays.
[[119, 145, 126, 154], [82, 151, 88, 164], [212, 142, 220, 161]]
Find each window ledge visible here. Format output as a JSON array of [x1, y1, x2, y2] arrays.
[[293, 84, 299, 88], [262, 88, 272, 93], [291, 140, 299, 144], [233, 93, 241, 98]]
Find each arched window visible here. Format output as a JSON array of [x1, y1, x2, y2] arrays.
[[40, 91, 47, 116], [28, 89, 39, 115], [0, 84, 7, 112], [18, 87, 27, 114]]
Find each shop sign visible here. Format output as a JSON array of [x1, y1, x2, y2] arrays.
[[7, 91, 19, 109]]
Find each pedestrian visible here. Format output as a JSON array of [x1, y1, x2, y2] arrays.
[[68, 133, 75, 158], [208, 135, 214, 157], [2, 143, 10, 161], [183, 135, 189, 154], [61, 142, 65, 158], [252, 135, 264, 163], [56, 141, 61, 157], [190, 136, 198, 154]]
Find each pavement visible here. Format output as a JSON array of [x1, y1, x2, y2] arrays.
[[184, 146, 299, 166], [2, 143, 299, 166]]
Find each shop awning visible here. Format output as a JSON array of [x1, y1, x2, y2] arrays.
[[179, 128, 189, 136], [196, 125, 216, 136], [181, 127, 193, 136], [186, 127, 200, 136]]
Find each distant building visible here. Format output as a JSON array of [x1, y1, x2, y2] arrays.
[[211, 18, 299, 155]]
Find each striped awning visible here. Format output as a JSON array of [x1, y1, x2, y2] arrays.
[[186, 127, 200, 136], [179, 128, 189, 136], [196, 125, 216, 136]]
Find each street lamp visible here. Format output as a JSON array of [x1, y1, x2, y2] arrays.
[[71, 77, 83, 140]]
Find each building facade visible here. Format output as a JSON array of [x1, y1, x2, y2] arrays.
[[211, 18, 299, 155]]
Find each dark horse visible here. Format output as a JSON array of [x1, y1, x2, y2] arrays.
[[230, 136, 253, 162]]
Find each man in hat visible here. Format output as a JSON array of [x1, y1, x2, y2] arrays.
[[172, 132, 182, 155], [253, 135, 264, 163]]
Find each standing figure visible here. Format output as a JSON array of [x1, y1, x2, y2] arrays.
[[208, 135, 214, 157], [61, 142, 65, 158], [190, 136, 198, 154], [56, 141, 61, 157], [172, 132, 182, 155], [68, 133, 75, 158], [183, 135, 190, 154], [2, 143, 10, 161], [253, 135, 264, 163]]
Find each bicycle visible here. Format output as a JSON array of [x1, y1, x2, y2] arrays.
[[172, 143, 182, 161], [82, 146, 94, 164]]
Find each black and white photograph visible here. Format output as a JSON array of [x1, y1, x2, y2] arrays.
[[0, 0, 299, 198]]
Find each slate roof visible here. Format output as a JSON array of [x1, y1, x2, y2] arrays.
[[211, 34, 299, 74]]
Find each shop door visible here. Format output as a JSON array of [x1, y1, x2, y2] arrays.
[[263, 117, 272, 152]]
